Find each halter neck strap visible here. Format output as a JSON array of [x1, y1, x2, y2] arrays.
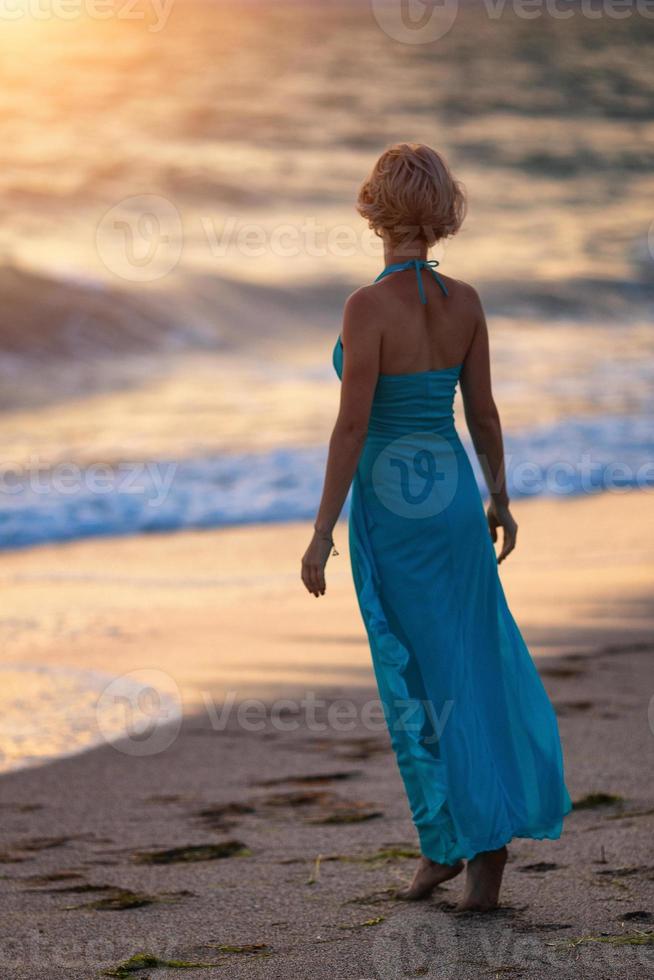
[[374, 258, 448, 305]]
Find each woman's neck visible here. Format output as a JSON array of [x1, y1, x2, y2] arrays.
[[383, 240, 429, 266]]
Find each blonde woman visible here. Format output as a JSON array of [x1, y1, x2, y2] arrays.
[[301, 143, 571, 910]]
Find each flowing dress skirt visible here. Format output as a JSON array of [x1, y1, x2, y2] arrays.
[[334, 339, 572, 863]]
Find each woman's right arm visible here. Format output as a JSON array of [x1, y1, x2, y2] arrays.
[[459, 289, 518, 563]]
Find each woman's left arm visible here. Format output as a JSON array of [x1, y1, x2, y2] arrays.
[[301, 289, 381, 597]]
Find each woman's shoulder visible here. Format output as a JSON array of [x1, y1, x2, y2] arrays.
[[344, 282, 386, 313], [438, 274, 483, 308], [341, 283, 389, 333]]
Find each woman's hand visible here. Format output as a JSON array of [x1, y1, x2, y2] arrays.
[[301, 532, 335, 597], [487, 500, 518, 564]]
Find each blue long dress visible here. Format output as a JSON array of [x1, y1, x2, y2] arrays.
[[333, 259, 572, 864]]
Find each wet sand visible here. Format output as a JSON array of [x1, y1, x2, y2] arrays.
[[0, 490, 653, 978]]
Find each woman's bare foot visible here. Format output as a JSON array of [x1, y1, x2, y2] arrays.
[[397, 856, 464, 901], [456, 845, 508, 912]]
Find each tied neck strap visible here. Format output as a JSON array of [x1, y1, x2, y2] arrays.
[[374, 258, 448, 305]]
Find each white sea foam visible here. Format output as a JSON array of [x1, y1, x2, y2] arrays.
[[0, 415, 651, 551]]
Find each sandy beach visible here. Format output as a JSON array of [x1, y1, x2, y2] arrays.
[[0, 490, 652, 979]]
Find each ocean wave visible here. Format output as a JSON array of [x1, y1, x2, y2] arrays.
[[0, 264, 179, 362], [0, 415, 651, 551], [1, 260, 652, 377], [478, 276, 654, 322]]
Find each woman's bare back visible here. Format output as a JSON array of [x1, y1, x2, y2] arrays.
[[362, 269, 480, 376]]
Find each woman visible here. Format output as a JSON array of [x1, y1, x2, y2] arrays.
[[301, 143, 572, 911]]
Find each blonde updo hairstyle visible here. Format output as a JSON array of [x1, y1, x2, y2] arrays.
[[357, 143, 466, 249]]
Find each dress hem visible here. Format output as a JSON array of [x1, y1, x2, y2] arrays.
[[418, 803, 573, 864]]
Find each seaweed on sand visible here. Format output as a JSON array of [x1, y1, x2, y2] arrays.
[[104, 952, 215, 976], [572, 792, 624, 810], [132, 841, 250, 864]]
